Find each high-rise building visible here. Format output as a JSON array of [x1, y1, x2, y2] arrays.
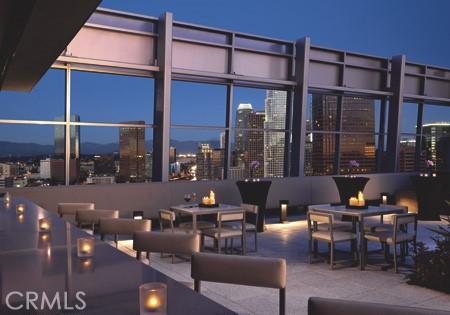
[[220, 131, 226, 149], [39, 159, 51, 179], [169, 146, 177, 164], [311, 95, 376, 175], [399, 139, 417, 172], [423, 122, 450, 171], [119, 121, 146, 182], [54, 115, 80, 159], [247, 111, 265, 178], [196, 143, 224, 180], [264, 90, 287, 177], [0, 163, 16, 177], [145, 152, 153, 180], [235, 104, 253, 168]]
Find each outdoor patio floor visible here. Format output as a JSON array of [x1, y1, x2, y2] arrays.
[[114, 216, 450, 315]]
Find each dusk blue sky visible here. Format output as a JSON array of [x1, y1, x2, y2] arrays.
[[0, 0, 449, 144]]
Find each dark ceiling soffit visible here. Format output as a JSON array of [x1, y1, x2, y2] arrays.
[[0, 0, 101, 92]]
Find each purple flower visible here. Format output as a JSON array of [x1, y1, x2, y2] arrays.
[[250, 160, 260, 169], [349, 160, 360, 168], [426, 160, 434, 167]]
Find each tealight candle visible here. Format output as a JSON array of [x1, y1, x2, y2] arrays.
[[3, 192, 11, 204], [39, 218, 51, 232], [16, 204, 25, 214], [139, 283, 167, 315], [77, 238, 95, 258], [349, 197, 358, 206]]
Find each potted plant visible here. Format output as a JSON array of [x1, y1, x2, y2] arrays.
[[333, 160, 370, 207]]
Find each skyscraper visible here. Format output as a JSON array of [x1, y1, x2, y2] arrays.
[[119, 121, 146, 182], [235, 103, 253, 168], [264, 90, 287, 177], [196, 143, 224, 180], [247, 111, 265, 178], [423, 122, 450, 171], [54, 115, 80, 159], [311, 95, 376, 175]]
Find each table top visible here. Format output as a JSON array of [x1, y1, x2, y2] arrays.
[[308, 204, 407, 218], [0, 198, 235, 315], [171, 203, 243, 215]]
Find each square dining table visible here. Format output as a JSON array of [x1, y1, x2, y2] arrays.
[[307, 204, 407, 270], [170, 204, 243, 233]]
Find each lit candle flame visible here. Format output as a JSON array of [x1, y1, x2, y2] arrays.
[[145, 293, 161, 311]]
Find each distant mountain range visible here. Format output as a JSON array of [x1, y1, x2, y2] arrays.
[[0, 139, 221, 157]]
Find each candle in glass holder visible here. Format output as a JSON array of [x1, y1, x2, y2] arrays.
[[139, 283, 167, 315], [77, 238, 95, 257], [16, 203, 25, 214], [3, 192, 11, 204], [39, 218, 51, 232], [349, 197, 358, 206]]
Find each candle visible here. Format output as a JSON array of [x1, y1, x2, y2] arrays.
[[16, 204, 25, 214], [77, 238, 95, 258], [432, 173, 437, 177], [3, 192, 11, 204], [209, 190, 215, 205], [139, 283, 167, 315], [39, 218, 51, 232], [202, 196, 210, 205], [17, 213, 24, 223], [349, 197, 358, 206], [382, 195, 387, 204]]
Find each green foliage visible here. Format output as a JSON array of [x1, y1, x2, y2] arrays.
[[407, 216, 450, 293]]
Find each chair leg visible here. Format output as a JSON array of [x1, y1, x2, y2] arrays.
[[308, 238, 313, 264], [254, 231, 258, 252], [146, 252, 150, 259], [217, 238, 221, 254], [114, 234, 118, 248], [393, 243, 398, 273], [241, 234, 246, 256], [194, 280, 200, 293], [330, 243, 334, 270], [279, 288, 286, 315], [136, 251, 141, 260], [225, 239, 228, 254], [100, 234, 105, 241]]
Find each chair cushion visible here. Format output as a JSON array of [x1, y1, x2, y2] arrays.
[[133, 231, 200, 256], [202, 227, 243, 238], [317, 222, 353, 232], [179, 221, 215, 230], [312, 230, 356, 242], [223, 222, 256, 231], [365, 231, 415, 244], [363, 223, 393, 233], [99, 218, 151, 235]]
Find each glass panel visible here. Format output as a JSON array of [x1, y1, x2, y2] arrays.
[[305, 132, 336, 176], [171, 81, 226, 127], [342, 96, 376, 133], [401, 102, 418, 133], [71, 71, 154, 124], [307, 94, 338, 131], [71, 126, 153, 185], [0, 124, 62, 187], [339, 133, 376, 174], [0, 69, 64, 121], [173, 26, 229, 45], [170, 128, 225, 181], [398, 134, 420, 172], [229, 129, 286, 179], [233, 87, 286, 130], [235, 36, 291, 54]]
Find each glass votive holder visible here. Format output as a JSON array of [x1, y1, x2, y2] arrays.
[[77, 238, 95, 258], [16, 203, 25, 214], [39, 218, 51, 232], [139, 283, 167, 315], [3, 192, 11, 204]]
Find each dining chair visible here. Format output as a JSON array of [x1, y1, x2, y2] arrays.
[[133, 231, 200, 264], [99, 218, 151, 247], [202, 211, 246, 255], [191, 253, 287, 315], [57, 202, 95, 223], [159, 209, 192, 233], [224, 203, 259, 251], [364, 213, 417, 272], [307, 211, 357, 270], [76, 209, 119, 232]]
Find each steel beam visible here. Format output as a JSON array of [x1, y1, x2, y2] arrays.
[[152, 12, 173, 182], [65, 66, 71, 186], [386, 55, 406, 172], [290, 37, 310, 176]]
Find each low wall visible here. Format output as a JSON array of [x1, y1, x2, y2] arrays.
[[1, 173, 415, 218]]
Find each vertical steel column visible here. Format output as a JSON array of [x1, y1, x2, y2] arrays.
[[290, 37, 310, 176], [283, 88, 294, 177], [334, 96, 343, 174], [376, 98, 387, 172], [223, 33, 235, 180], [386, 55, 406, 172], [64, 65, 71, 186], [152, 12, 173, 182]]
